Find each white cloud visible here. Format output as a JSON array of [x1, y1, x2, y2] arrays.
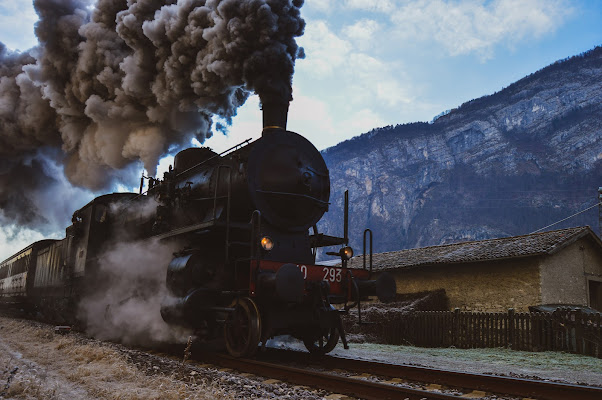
[[342, 19, 381, 50], [298, 21, 412, 108], [391, 0, 573, 60], [307, 0, 395, 14], [305, 0, 335, 13], [345, 53, 413, 107], [297, 20, 352, 77], [287, 86, 386, 149], [0, 1, 38, 51], [343, 0, 396, 13]]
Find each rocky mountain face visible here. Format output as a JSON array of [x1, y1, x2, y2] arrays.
[[318, 47, 602, 256]]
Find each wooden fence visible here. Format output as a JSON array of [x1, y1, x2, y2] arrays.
[[378, 308, 602, 358]]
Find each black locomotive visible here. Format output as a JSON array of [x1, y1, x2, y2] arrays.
[[0, 100, 395, 357]]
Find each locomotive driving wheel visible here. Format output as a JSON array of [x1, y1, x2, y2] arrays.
[[303, 327, 339, 355], [224, 297, 261, 357]]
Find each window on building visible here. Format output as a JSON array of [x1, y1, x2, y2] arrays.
[[589, 280, 602, 312]]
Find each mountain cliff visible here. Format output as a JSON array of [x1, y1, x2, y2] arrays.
[[319, 47, 602, 255]]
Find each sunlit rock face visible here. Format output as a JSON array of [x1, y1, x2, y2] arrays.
[[319, 47, 602, 255]]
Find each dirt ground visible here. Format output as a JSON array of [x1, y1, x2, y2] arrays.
[[0, 317, 332, 400], [0, 316, 230, 400]]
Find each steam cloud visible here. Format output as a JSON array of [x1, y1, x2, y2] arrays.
[[78, 236, 190, 345], [0, 0, 305, 246], [77, 197, 186, 345]]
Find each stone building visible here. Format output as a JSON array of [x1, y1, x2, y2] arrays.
[[347, 226, 602, 312]]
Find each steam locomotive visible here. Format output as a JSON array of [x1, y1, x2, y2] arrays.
[[0, 100, 395, 357]]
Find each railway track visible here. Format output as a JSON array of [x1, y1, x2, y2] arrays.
[[189, 347, 602, 400]]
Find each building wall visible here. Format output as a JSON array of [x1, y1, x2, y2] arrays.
[[540, 238, 602, 306], [388, 258, 541, 312]]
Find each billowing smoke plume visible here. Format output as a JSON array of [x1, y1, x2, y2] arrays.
[[0, 0, 305, 251]]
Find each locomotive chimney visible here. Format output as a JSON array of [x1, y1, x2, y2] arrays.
[[260, 96, 289, 135]]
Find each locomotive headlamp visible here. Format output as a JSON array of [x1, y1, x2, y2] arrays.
[[340, 246, 354, 260], [261, 236, 274, 251]]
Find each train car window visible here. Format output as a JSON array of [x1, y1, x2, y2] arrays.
[[17, 255, 28, 275], [4, 262, 12, 278], [13, 258, 23, 275], [2, 263, 10, 279]]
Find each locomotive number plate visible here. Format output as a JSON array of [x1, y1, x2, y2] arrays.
[[298, 265, 342, 283]]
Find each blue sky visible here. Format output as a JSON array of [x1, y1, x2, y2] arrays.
[[227, 0, 600, 152], [1, 0, 600, 154]]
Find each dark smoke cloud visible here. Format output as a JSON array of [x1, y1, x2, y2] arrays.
[[0, 0, 305, 248]]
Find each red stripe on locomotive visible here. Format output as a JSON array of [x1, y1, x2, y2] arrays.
[[249, 260, 370, 297]]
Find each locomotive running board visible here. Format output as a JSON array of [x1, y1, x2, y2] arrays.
[[309, 233, 347, 248], [152, 220, 216, 240]]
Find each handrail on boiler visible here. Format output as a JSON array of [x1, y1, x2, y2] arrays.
[[176, 138, 253, 179], [214, 165, 233, 264]]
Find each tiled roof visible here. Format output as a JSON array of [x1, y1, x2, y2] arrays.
[[347, 226, 601, 271]]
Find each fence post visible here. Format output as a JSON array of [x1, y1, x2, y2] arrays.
[[507, 308, 515, 349], [452, 308, 460, 347], [575, 309, 583, 355], [593, 313, 602, 358]]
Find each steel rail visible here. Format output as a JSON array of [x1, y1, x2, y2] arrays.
[[197, 351, 459, 400], [259, 348, 602, 400]]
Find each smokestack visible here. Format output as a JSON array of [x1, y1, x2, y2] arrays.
[[261, 97, 289, 134]]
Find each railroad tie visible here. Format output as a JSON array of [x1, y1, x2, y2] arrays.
[[384, 377, 406, 384], [461, 390, 487, 398], [349, 373, 371, 380], [324, 394, 354, 400]]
